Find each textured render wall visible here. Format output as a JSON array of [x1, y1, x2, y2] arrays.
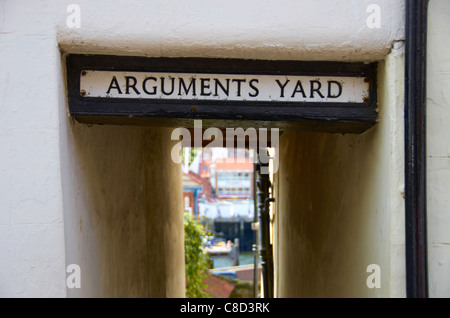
[[57, 0, 404, 62], [426, 0, 450, 298], [59, 123, 185, 297], [0, 1, 67, 297], [275, 48, 405, 297]]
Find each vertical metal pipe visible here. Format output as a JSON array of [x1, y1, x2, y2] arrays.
[[405, 0, 429, 298], [256, 154, 274, 298], [253, 161, 259, 298]]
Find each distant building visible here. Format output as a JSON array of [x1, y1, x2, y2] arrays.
[[182, 172, 203, 218], [214, 159, 253, 200], [198, 148, 213, 179], [188, 148, 254, 200]]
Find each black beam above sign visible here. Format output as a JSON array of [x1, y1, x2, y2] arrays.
[[66, 54, 377, 133]]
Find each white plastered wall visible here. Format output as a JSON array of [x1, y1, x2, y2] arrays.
[[56, 0, 404, 62], [0, 0, 405, 297], [0, 1, 67, 297]]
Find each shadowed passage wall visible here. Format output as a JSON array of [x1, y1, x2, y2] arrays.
[[274, 51, 406, 298], [61, 123, 185, 297]]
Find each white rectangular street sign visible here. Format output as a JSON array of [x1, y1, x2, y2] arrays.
[[67, 55, 378, 132], [80, 70, 369, 104]]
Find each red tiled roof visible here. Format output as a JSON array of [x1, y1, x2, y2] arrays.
[[203, 274, 236, 298], [182, 172, 203, 187], [187, 171, 213, 200]]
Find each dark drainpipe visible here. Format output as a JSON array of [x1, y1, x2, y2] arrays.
[[255, 154, 274, 298], [253, 161, 260, 298], [404, 0, 429, 298]]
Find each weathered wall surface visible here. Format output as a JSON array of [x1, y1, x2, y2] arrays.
[[57, 0, 404, 62], [426, 0, 450, 298], [275, 48, 405, 297], [60, 123, 184, 297]]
